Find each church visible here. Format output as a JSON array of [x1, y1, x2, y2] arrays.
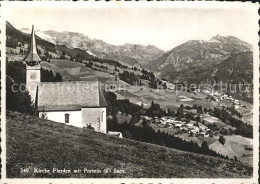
[[24, 26, 107, 133]]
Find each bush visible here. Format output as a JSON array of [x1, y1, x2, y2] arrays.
[[86, 124, 95, 130]]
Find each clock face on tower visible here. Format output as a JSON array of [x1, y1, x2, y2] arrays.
[[30, 73, 36, 80]]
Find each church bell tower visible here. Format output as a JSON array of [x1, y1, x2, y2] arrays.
[[23, 25, 41, 103]]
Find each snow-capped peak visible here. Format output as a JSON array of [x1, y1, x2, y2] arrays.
[[20, 28, 56, 44]]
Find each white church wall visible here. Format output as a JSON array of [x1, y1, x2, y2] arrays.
[[81, 108, 107, 133], [39, 110, 82, 127]]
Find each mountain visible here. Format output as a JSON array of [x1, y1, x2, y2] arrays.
[[6, 21, 95, 60], [42, 30, 165, 66], [6, 111, 252, 178], [147, 35, 253, 83], [213, 51, 253, 84], [20, 28, 56, 44]]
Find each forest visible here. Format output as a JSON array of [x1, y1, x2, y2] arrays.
[[211, 107, 253, 138], [107, 115, 229, 160]]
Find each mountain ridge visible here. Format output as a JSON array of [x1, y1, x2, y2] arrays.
[[6, 21, 95, 61], [19, 27, 165, 66], [147, 35, 252, 83]]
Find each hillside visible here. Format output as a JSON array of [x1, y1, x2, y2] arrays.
[[147, 36, 252, 84], [6, 111, 252, 178], [213, 51, 253, 84]]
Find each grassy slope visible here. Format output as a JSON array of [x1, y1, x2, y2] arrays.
[[6, 111, 252, 178]]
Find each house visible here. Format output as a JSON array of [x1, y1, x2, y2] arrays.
[[186, 123, 194, 128], [165, 123, 173, 129], [234, 104, 240, 109], [203, 90, 211, 95], [213, 91, 221, 96], [142, 116, 153, 121], [221, 94, 228, 100], [198, 132, 209, 137], [160, 117, 168, 121], [211, 96, 220, 101], [24, 26, 107, 133], [168, 120, 179, 125], [189, 129, 198, 136], [174, 123, 184, 129], [165, 82, 175, 90], [107, 131, 123, 138]]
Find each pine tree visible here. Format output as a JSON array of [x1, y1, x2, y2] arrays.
[[218, 135, 226, 145]]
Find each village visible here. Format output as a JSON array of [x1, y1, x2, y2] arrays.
[[162, 80, 249, 110], [136, 87, 250, 140], [141, 109, 226, 138]]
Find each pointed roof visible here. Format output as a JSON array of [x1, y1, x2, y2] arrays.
[[23, 25, 41, 62]]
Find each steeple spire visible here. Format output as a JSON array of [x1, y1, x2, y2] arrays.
[[23, 25, 41, 64]]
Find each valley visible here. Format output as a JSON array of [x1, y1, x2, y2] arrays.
[[5, 21, 254, 170], [37, 58, 253, 166]]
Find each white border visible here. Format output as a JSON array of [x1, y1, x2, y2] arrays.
[[1, 1, 259, 184]]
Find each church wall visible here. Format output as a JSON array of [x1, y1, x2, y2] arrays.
[[39, 110, 82, 127], [81, 108, 107, 133]]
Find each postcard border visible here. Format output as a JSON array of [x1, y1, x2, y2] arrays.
[[0, 1, 259, 184]]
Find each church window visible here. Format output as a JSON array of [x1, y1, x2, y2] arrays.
[[65, 113, 70, 123], [101, 111, 104, 121]]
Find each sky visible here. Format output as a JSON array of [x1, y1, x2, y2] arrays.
[[5, 6, 257, 51]]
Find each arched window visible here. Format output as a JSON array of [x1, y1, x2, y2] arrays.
[[101, 111, 104, 122], [65, 113, 70, 123]]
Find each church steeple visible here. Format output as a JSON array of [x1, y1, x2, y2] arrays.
[[23, 25, 41, 65], [25, 25, 41, 104]]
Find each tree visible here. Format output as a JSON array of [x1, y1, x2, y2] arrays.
[[204, 107, 208, 113], [196, 115, 201, 123], [141, 119, 149, 127], [123, 130, 132, 139], [197, 106, 203, 113], [6, 75, 36, 115], [218, 135, 226, 145], [130, 114, 140, 125], [151, 101, 154, 107], [118, 71, 139, 85], [19, 48, 23, 55], [37, 48, 42, 54], [201, 141, 209, 154], [176, 104, 184, 118], [234, 156, 238, 161]]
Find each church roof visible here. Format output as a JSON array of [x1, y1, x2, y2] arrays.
[[37, 81, 107, 111], [23, 25, 42, 62]]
